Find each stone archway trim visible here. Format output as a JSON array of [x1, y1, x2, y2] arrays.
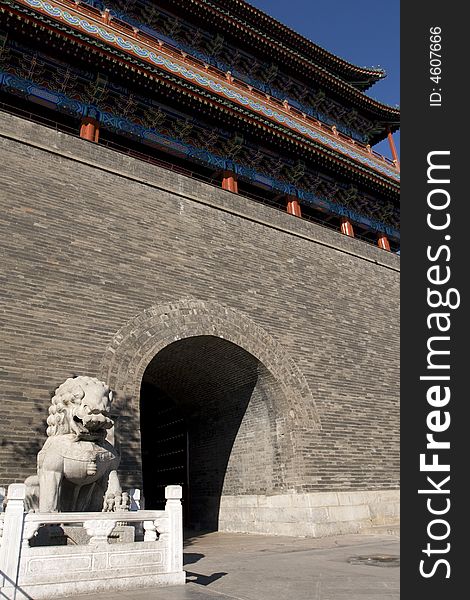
[[99, 298, 320, 430]]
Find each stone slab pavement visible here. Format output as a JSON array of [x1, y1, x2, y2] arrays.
[[57, 532, 400, 600]]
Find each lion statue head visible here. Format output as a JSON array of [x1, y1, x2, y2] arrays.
[[46, 376, 115, 440]]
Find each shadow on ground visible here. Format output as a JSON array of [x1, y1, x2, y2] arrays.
[[184, 553, 205, 566], [185, 572, 228, 586]]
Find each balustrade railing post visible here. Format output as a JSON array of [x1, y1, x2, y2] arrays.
[[164, 485, 183, 573], [0, 484, 26, 595], [84, 519, 117, 544]]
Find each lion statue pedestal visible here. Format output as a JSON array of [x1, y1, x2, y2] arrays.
[[25, 376, 128, 513]]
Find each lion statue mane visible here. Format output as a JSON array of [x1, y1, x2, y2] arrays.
[[25, 376, 128, 513]]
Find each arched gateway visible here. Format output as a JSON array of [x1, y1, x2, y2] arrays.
[[0, 0, 400, 541], [99, 299, 319, 531]]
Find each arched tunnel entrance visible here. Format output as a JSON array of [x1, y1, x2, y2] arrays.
[[139, 335, 283, 531]]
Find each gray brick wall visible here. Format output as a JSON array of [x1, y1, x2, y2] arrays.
[[0, 113, 399, 496]]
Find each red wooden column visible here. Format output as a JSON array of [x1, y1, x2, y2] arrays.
[[387, 128, 400, 170], [377, 234, 391, 251], [286, 195, 302, 217], [101, 9, 112, 24], [222, 170, 238, 193], [79, 117, 99, 142], [340, 217, 355, 237]]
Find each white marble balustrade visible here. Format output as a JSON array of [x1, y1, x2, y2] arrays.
[[0, 483, 185, 599]]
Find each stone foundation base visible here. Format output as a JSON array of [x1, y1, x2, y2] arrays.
[[218, 489, 399, 537]]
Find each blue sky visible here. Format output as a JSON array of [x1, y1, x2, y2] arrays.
[[248, 0, 400, 159]]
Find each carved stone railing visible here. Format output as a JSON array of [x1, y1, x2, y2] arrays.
[[0, 483, 185, 599]]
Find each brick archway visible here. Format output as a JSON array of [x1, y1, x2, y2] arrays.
[[100, 298, 318, 425], [99, 298, 319, 502]]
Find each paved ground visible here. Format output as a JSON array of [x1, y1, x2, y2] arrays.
[[57, 531, 400, 600]]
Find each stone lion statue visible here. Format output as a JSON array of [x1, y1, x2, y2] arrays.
[[24, 376, 128, 513]]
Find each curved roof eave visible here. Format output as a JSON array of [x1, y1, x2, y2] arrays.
[[176, 0, 399, 117], [206, 0, 388, 84]]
